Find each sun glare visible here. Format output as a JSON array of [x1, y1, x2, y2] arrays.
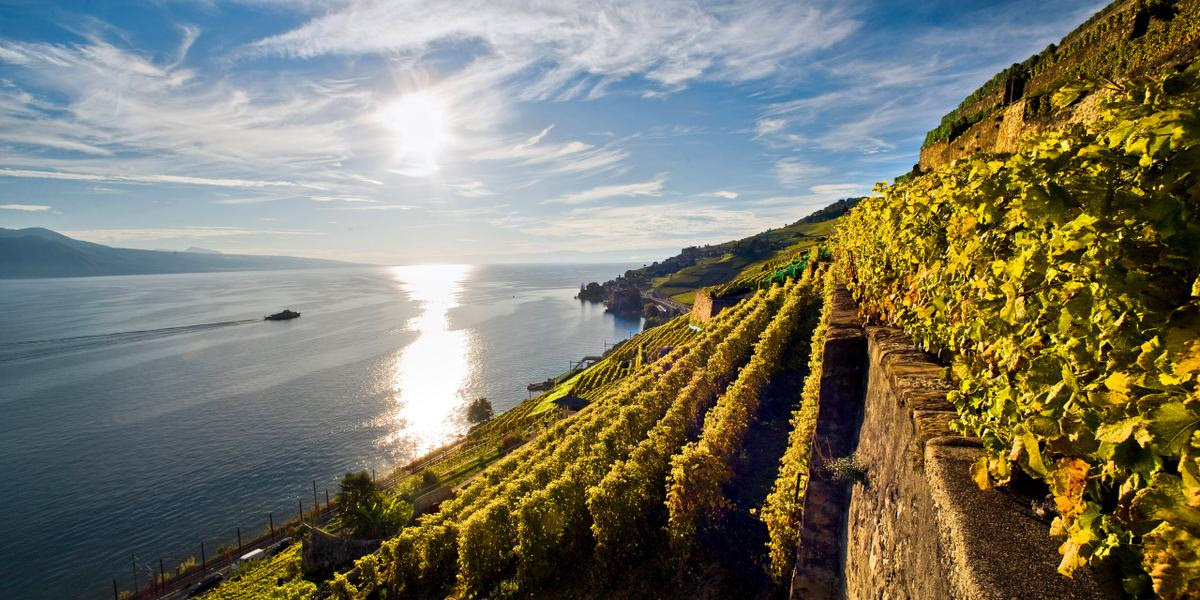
[[381, 92, 450, 176], [380, 264, 474, 456]]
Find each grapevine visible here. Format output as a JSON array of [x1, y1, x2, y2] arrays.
[[837, 69, 1200, 595]]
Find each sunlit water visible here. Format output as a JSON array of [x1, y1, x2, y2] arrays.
[[382, 264, 473, 455], [0, 264, 640, 599]]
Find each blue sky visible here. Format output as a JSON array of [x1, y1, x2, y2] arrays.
[[0, 0, 1106, 263]]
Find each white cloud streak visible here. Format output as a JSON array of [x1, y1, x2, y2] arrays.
[[544, 174, 667, 205], [251, 1, 859, 96], [517, 201, 778, 250], [773, 158, 827, 187], [0, 167, 298, 188], [62, 227, 324, 243], [318, 203, 415, 211], [447, 180, 492, 198], [0, 203, 52, 211]]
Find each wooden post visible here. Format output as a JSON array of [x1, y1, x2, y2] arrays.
[[159, 559, 165, 593], [372, 468, 376, 481], [200, 541, 206, 571], [298, 498, 304, 524], [313, 480, 319, 515], [113, 579, 118, 600], [131, 552, 137, 593], [237, 527, 242, 551], [325, 489, 330, 509], [269, 512, 275, 539]]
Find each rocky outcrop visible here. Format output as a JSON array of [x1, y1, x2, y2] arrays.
[[576, 282, 607, 302], [604, 287, 643, 317]]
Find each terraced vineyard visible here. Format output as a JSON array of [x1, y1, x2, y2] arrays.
[[646, 214, 840, 305], [571, 316, 700, 400], [708, 240, 823, 300], [192, 205, 847, 600], [253, 270, 828, 600]]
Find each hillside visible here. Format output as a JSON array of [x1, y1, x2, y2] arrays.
[[181, 206, 843, 600], [180, 1, 1200, 599], [578, 197, 859, 308], [920, 0, 1200, 170], [838, 68, 1200, 597], [0, 228, 354, 278]]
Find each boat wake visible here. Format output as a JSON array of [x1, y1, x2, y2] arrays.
[[0, 319, 260, 363]]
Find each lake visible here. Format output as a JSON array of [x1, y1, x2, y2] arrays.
[[0, 264, 640, 599]]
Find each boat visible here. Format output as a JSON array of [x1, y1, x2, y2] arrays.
[[265, 309, 301, 321]]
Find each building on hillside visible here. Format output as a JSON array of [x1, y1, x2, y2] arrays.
[[691, 290, 751, 322], [552, 395, 589, 415]]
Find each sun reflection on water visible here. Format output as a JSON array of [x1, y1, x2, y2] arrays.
[[381, 264, 473, 457]]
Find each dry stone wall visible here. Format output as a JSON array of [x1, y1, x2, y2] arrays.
[[792, 288, 1116, 599]]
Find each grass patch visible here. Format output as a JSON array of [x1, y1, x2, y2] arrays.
[[199, 545, 314, 600]]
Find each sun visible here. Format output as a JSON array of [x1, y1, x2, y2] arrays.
[[380, 91, 450, 176]]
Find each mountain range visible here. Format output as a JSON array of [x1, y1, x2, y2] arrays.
[[0, 228, 354, 278]]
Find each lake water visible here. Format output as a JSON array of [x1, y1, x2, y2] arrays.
[[0, 264, 639, 599]]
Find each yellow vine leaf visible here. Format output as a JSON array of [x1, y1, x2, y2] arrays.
[[1050, 458, 1089, 522]]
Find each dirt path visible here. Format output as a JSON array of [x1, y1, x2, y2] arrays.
[[693, 332, 812, 600]]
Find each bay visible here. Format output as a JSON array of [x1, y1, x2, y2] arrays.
[[0, 263, 638, 599]]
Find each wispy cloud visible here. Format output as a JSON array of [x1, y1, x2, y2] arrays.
[[0, 37, 358, 170], [0, 0, 1107, 260], [428, 202, 511, 219], [518, 201, 778, 250], [0, 33, 375, 210], [472, 133, 629, 177], [309, 195, 379, 203], [0, 168, 299, 188], [0, 203, 51, 211], [513, 125, 554, 152], [750, 0, 1105, 160], [747, 182, 871, 207], [317, 203, 415, 211], [447, 180, 492, 198], [251, 1, 859, 96], [809, 183, 866, 196], [774, 159, 827, 188], [61, 227, 323, 243], [544, 174, 668, 205]]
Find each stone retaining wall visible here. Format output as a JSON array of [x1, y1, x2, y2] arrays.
[[301, 526, 380, 575], [792, 288, 1114, 598], [841, 326, 1111, 599]]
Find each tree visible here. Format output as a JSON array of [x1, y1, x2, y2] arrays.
[[337, 470, 411, 538], [466, 397, 494, 424], [346, 498, 411, 539], [337, 471, 378, 512], [420, 469, 439, 487]]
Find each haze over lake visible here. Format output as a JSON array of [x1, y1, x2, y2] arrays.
[[0, 264, 639, 600]]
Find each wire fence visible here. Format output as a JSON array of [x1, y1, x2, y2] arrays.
[[110, 472, 374, 600]]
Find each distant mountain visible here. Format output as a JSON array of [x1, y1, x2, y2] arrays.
[[184, 246, 222, 254], [0, 228, 356, 278]]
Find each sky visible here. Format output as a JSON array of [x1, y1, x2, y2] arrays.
[[0, 0, 1107, 264]]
